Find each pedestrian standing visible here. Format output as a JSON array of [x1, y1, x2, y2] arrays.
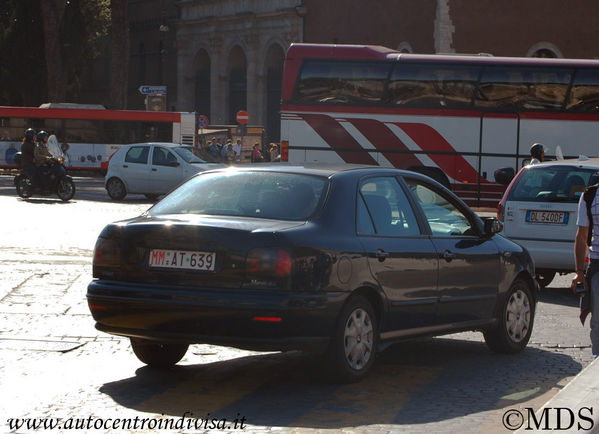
[[529, 143, 546, 165], [571, 186, 599, 357], [251, 143, 264, 163], [269, 143, 279, 162], [232, 139, 242, 162]]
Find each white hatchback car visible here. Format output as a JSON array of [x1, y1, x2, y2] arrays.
[[497, 157, 599, 287], [105, 143, 224, 200]]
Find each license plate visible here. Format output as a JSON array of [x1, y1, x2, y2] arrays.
[[149, 249, 216, 271], [525, 210, 568, 225]]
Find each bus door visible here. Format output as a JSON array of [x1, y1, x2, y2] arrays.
[[479, 113, 520, 204]]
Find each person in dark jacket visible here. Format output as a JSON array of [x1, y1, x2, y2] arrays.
[[20, 128, 37, 187]]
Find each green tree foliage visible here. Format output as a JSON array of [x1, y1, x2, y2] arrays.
[[0, 0, 110, 106], [0, 0, 45, 105]]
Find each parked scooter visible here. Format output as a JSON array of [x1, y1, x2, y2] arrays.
[[13, 152, 76, 201]]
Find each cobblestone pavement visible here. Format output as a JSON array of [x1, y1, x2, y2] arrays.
[[0, 179, 596, 433]]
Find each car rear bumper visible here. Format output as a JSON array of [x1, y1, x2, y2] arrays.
[[87, 279, 346, 353], [506, 237, 574, 271]]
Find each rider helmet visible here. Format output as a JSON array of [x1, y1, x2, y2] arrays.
[[24, 128, 36, 141], [530, 143, 545, 161], [37, 130, 48, 142]]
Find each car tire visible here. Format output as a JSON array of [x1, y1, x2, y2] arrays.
[[106, 177, 127, 200], [130, 338, 188, 368], [536, 271, 556, 289], [326, 295, 377, 382], [484, 278, 534, 353]]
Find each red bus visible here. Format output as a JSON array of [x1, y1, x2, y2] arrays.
[[0, 103, 197, 171], [280, 43, 599, 207]]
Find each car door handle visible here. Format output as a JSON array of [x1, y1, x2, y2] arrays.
[[151, 168, 157, 171], [376, 249, 389, 262], [122, 164, 128, 168], [442, 250, 455, 262]]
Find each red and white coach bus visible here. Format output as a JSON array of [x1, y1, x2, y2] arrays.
[[280, 43, 599, 207], [0, 103, 197, 171]]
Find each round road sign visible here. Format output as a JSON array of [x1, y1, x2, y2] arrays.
[[197, 115, 209, 128], [236, 110, 249, 125]]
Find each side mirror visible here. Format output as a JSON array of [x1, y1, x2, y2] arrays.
[[482, 217, 503, 236], [168, 161, 180, 167], [494, 167, 515, 185]]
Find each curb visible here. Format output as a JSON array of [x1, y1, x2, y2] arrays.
[[517, 357, 599, 433]]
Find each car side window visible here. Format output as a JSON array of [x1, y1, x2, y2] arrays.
[[357, 176, 420, 236], [152, 147, 177, 166], [124, 146, 149, 165], [407, 179, 476, 237]]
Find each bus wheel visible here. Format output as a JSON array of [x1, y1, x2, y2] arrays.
[[106, 177, 127, 200]]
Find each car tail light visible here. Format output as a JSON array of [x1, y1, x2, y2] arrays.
[[280, 141, 289, 162], [246, 248, 292, 276], [93, 237, 121, 268], [497, 201, 505, 222]]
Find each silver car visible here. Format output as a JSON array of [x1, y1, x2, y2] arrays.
[[498, 157, 599, 287], [104, 142, 224, 200]]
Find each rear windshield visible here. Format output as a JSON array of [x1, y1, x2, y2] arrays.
[[173, 146, 219, 163], [508, 165, 599, 203], [148, 171, 328, 220]]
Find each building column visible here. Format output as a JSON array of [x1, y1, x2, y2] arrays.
[[434, 0, 455, 54]]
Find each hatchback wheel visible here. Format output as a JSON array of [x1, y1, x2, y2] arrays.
[[484, 279, 534, 353], [106, 177, 127, 200], [130, 338, 188, 368], [326, 295, 377, 382], [536, 271, 555, 289]]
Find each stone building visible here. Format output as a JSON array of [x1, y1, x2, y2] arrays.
[[122, 0, 599, 143]]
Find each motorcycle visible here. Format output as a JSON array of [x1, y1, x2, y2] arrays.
[[13, 152, 76, 202]]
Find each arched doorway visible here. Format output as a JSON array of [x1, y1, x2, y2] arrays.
[[265, 44, 285, 143], [194, 49, 211, 118], [228, 46, 247, 124]]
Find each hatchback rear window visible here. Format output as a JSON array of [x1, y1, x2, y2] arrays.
[[148, 171, 328, 220], [508, 165, 598, 203]]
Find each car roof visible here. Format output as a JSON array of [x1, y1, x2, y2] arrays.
[[125, 142, 185, 148], [533, 156, 599, 169], [204, 162, 421, 178]]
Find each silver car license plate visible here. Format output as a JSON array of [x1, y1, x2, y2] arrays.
[[525, 210, 568, 225]]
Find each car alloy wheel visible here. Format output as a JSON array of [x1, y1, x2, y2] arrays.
[[106, 177, 126, 200]]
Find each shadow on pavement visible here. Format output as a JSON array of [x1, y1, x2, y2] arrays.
[[99, 338, 581, 429], [539, 286, 581, 308]]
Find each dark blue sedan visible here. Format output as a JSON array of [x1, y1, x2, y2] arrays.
[[87, 164, 537, 382]]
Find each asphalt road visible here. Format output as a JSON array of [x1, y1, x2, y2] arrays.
[[0, 173, 596, 434]]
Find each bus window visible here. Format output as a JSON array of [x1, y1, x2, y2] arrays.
[[475, 66, 571, 110], [385, 64, 479, 108], [566, 69, 599, 112], [294, 60, 390, 104]]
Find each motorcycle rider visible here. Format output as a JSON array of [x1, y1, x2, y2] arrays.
[[20, 128, 37, 187], [34, 130, 61, 184]]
